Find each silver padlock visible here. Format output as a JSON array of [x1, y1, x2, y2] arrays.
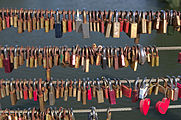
[[172, 76, 179, 101], [137, 44, 146, 65], [139, 77, 148, 99]]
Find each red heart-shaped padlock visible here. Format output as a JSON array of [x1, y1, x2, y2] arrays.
[[140, 98, 150, 116], [156, 98, 170, 114]]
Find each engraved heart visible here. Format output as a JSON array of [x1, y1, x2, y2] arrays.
[[156, 98, 170, 114], [140, 98, 150, 116]]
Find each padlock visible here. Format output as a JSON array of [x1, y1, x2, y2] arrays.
[[105, 10, 112, 38], [19, 46, 24, 66], [50, 9, 55, 30], [23, 9, 27, 31], [77, 79, 81, 101], [85, 47, 89, 72], [137, 44, 146, 65], [110, 48, 114, 67], [96, 47, 102, 66], [148, 78, 154, 96], [141, 11, 147, 33], [130, 46, 138, 71], [62, 10, 67, 33], [38, 47, 42, 66], [82, 9, 90, 38], [33, 81, 37, 101], [166, 75, 174, 100], [102, 77, 109, 99], [14, 9, 18, 28], [34, 49, 38, 68], [108, 80, 116, 105], [5, 81, 9, 96], [9, 47, 14, 64], [55, 80, 60, 99], [178, 52, 181, 64], [154, 78, 160, 95], [114, 48, 119, 70], [127, 11, 137, 38], [5, 9, 10, 28], [123, 11, 130, 33], [146, 47, 151, 63], [118, 79, 123, 98], [3, 46, 13, 73], [139, 77, 148, 99], [159, 10, 167, 34], [23, 81, 28, 100], [147, 11, 152, 34], [10, 80, 17, 105], [154, 11, 160, 30], [100, 11, 105, 33], [43, 48, 47, 69], [68, 10, 72, 32], [64, 47, 70, 65], [43, 82, 48, 102], [49, 82, 55, 105], [36, 10, 40, 30], [54, 47, 59, 66], [32, 9, 37, 30], [69, 80, 73, 97], [167, 10, 174, 35], [0, 80, 6, 98], [55, 9, 62, 38], [0, 12, 2, 31], [177, 76, 181, 98], [75, 9, 82, 32], [97, 78, 104, 103], [15, 80, 20, 100], [0, 47, 4, 68], [118, 47, 125, 68], [92, 11, 96, 32], [60, 80, 64, 98], [19, 81, 23, 99], [96, 11, 100, 32], [107, 47, 111, 68], [113, 10, 120, 38], [102, 47, 107, 69], [48, 47, 53, 69], [174, 11, 180, 31], [73, 79, 77, 97], [10, 9, 13, 26], [28, 81, 33, 100], [89, 47, 94, 65], [86, 78, 92, 100], [40, 9, 45, 29], [172, 76, 179, 101], [72, 10, 76, 31], [113, 79, 119, 99], [75, 49, 80, 68], [122, 79, 132, 98], [132, 77, 139, 103], [88, 107, 98, 120], [154, 46, 159, 67], [124, 46, 129, 67], [119, 11, 124, 32], [38, 79, 45, 112], [82, 80, 87, 105], [149, 46, 155, 67], [45, 10, 49, 33], [30, 48, 34, 68], [89, 11, 93, 32], [92, 80, 96, 98], [27, 9, 32, 32], [13, 46, 19, 69]]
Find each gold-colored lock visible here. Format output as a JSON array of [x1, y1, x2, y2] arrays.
[[154, 11, 160, 30], [141, 11, 147, 33], [154, 46, 159, 67], [81, 48, 85, 67], [96, 11, 100, 32], [85, 48, 89, 72], [89, 11, 93, 31], [45, 10, 49, 32], [113, 10, 120, 38], [14, 9, 18, 28], [50, 9, 55, 30], [56, 80, 60, 99], [54, 47, 59, 66], [0, 15, 2, 31], [166, 76, 174, 100], [107, 48, 111, 68], [64, 48, 70, 65], [150, 46, 155, 67], [124, 47, 129, 67], [75, 49, 80, 68], [34, 49, 38, 68], [18, 9, 23, 33], [175, 11, 180, 31], [77, 80, 81, 101], [60, 80, 64, 98], [2, 9, 6, 30], [43, 47, 47, 69], [19, 46, 24, 66], [0, 47, 4, 68], [105, 10, 113, 38], [159, 11, 167, 34], [92, 11, 96, 32], [62, 10, 67, 33], [27, 9, 32, 32], [38, 48, 42, 66], [128, 11, 137, 38], [23, 10, 27, 31], [130, 46, 138, 71], [28, 81, 33, 99], [96, 48, 102, 66], [146, 47, 151, 63], [36, 10, 40, 30], [10, 9, 14, 26], [147, 11, 152, 34], [148, 78, 154, 95], [26, 47, 30, 67], [72, 10, 76, 31], [14, 46, 19, 69], [30, 48, 34, 68], [40, 9, 45, 29]]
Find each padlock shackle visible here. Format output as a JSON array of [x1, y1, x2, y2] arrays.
[[166, 75, 174, 89]]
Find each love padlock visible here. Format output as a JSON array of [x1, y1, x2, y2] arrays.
[[122, 79, 132, 98]]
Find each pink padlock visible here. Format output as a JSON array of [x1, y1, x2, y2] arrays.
[[33, 82, 38, 101], [178, 52, 181, 64], [177, 83, 181, 98], [87, 81, 92, 100]]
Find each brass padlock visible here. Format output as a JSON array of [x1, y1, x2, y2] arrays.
[[85, 47, 89, 72], [38, 79, 45, 112], [96, 11, 100, 32], [96, 78, 104, 103], [45, 10, 50, 32], [36, 9, 40, 30], [0, 47, 4, 68], [32, 9, 37, 30], [128, 11, 137, 38], [0, 79, 6, 98], [14, 46, 19, 69], [14, 9, 18, 27], [107, 47, 111, 68], [2, 9, 6, 30], [81, 48, 85, 67], [64, 81, 68, 101], [23, 9, 27, 31], [175, 11, 180, 31], [124, 46, 129, 67], [141, 11, 147, 33], [147, 11, 152, 34], [38, 48, 43, 66], [60, 80, 64, 98], [82, 80, 87, 105], [154, 46, 159, 67], [77, 79, 81, 101], [89, 11, 93, 31], [56, 80, 60, 99], [19, 46, 24, 66], [62, 10, 67, 33], [154, 11, 160, 30], [43, 82, 48, 102], [150, 46, 155, 67], [73, 79, 77, 97], [18, 9, 23, 33], [166, 76, 174, 100], [10, 80, 17, 105], [15, 80, 20, 100], [72, 10, 76, 31], [0, 13, 2, 31], [50, 9, 55, 30], [26, 47, 30, 67], [40, 9, 45, 29], [159, 10, 167, 34], [69, 80, 73, 97], [10, 9, 14, 26], [34, 49, 38, 68], [30, 48, 35, 68], [92, 11, 96, 32], [130, 46, 138, 71], [27, 9, 32, 32], [49, 82, 55, 105], [75, 49, 80, 68]]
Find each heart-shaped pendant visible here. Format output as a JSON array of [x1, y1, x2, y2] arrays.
[[156, 98, 170, 114], [140, 98, 150, 116]]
